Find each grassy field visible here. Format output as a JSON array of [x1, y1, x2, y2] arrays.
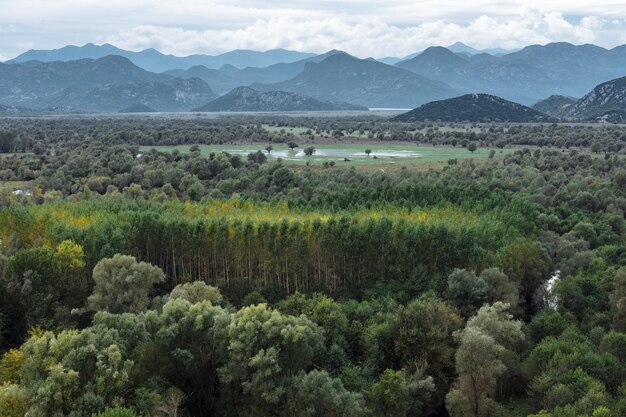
[[141, 143, 514, 166]]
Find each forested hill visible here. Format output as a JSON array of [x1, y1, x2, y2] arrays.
[[393, 94, 553, 122], [531, 95, 577, 116]]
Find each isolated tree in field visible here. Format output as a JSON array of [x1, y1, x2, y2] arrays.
[[467, 142, 477, 153], [365, 149, 372, 157], [265, 144, 273, 154], [304, 146, 316, 156], [87, 254, 165, 313], [287, 141, 299, 150]]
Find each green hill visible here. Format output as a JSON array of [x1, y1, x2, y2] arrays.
[[392, 93, 553, 122]]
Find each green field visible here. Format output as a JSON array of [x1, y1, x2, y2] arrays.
[[140, 143, 514, 166]]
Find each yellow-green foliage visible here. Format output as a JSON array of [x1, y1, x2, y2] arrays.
[[0, 383, 28, 417], [0, 350, 24, 385], [0, 198, 529, 294]]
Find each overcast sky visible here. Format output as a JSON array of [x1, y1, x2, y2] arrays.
[[1, 0, 626, 61]]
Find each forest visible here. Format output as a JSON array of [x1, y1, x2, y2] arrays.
[[0, 115, 625, 417]]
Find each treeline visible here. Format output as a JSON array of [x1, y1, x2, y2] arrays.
[[1, 116, 626, 151], [0, 199, 526, 299]]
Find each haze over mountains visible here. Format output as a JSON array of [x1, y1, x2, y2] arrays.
[[1, 41, 626, 117]]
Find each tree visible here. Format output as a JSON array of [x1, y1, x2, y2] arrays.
[[87, 254, 165, 314], [365, 149, 372, 157], [168, 281, 223, 305], [265, 145, 273, 154], [610, 268, 626, 331], [289, 370, 365, 417], [304, 146, 316, 156], [0, 131, 16, 153], [287, 142, 299, 150], [367, 369, 409, 417], [219, 304, 324, 415], [479, 268, 519, 308], [445, 269, 489, 317], [446, 303, 524, 417], [467, 142, 477, 153]]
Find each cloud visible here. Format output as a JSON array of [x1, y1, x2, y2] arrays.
[[105, 12, 607, 57], [0, 1, 624, 59]]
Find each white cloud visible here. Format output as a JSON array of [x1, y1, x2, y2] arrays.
[[0, 0, 624, 58], [104, 12, 608, 58]]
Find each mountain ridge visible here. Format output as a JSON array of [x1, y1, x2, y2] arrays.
[[10, 43, 316, 72], [195, 86, 366, 112], [253, 53, 462, 108]]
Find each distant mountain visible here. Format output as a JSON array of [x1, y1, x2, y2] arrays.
[[0, 56, 216, 111], [195, 86, 366, 112], [10, 43, 316, 72], [392, 93, 553, 123], [532, 95, 577, 116], [567, 76, 626, 123], [396, 47, 470, 80], [254, 53, 461, 108], [447, 42, 517, 56], [395, 42, 626, 104], [168, 50, 346, 94], [119, 103, 158, 113]]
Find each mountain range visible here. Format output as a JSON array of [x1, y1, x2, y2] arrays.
[[9, 43, 316, 72], [395, 43, 626, 104], [165, 50, 345, 94], [0, 56, 216, 111], [2, 41, 626, 117], [252, 53, 461, 108]]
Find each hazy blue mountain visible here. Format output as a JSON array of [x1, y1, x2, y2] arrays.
[[253, 53, 462, 108], [532, 95, 577, 116], [0, 56, 216, 111], [567, 76, 626, 123], [447, 42, 517, 56], [165, 66, 237, 94], [392, 93, 553, 122], [396, 47, 470, 80], [395, 42, 626, 104], [10, 43, 316, 72], [164, 50, 347, 94], [195, 86, 366, 112]]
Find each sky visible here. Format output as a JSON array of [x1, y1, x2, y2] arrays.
[[1, 0, 626, 61]]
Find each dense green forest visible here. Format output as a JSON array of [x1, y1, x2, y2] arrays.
[[0, 116, 625, 417]]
